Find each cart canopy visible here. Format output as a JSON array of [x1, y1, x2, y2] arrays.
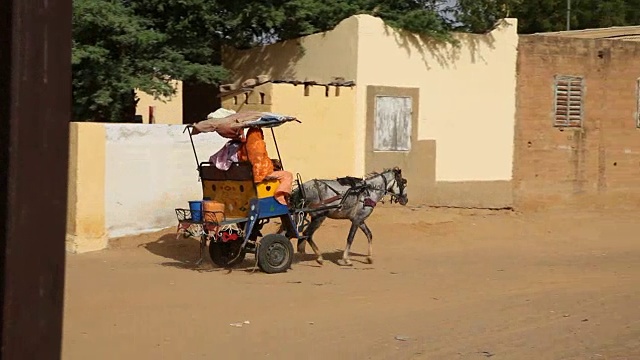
[[190, 111, 300, 136]]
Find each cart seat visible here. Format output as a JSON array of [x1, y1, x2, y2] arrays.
[[200, 162, 255, 218], [200, 161, 281, 218], [200, 161, 253, 181]]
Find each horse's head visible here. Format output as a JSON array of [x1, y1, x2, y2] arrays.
[[386, 167, 408, 206]]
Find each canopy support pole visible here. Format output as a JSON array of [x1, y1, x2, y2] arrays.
[[271, 128, 284, 170], [184, 125, 200, 174]]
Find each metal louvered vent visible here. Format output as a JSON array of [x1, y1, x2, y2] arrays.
[[553, 75, 584, 127]]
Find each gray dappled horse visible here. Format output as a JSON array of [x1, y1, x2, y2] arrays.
[[288, 167, 408, 266]]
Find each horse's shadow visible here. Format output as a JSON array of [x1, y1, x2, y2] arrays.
[[142, 233, 313, 273], [299, 249, 371, 266]]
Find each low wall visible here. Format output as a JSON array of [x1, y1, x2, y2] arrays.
[[104, 124, 225, 238], [66, 122, 225, 253]]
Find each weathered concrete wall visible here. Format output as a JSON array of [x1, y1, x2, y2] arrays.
[[104, 124, 225, 238], [514, 36, 640, 210]]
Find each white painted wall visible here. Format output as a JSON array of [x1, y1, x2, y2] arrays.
[[104, 124, 226, 238]]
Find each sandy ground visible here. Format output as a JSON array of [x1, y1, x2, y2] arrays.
[[62, 205, 640, 360]]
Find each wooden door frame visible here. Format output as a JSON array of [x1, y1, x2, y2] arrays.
[[0, 0, 71, 358]]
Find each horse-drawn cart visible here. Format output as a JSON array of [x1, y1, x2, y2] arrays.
[[174, 111, 341, 274]]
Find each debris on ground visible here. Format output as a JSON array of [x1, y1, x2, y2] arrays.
[[230, 320, 250, 327]]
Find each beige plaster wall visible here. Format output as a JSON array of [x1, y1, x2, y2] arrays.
[[222, 17, 359, 85], [268, 83, 358, 180], [354, 15, 519, 182], [135, 80, 183, 124]]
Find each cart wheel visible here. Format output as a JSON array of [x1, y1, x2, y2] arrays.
[[209, 240, 246, 268], [257, 234, 294, 274]]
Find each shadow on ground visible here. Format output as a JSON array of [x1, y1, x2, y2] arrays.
[[140, 233, 339, 273], [318, 250, 371, 266]]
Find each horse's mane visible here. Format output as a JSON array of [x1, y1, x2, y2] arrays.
[[365, 167, 397, 179], [364, 171, 380, 179]]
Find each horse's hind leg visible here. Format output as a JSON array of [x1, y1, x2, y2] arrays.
[[359, 222, 373, 264], [338, 222, 359, 266], [298, 215, 324, 252]]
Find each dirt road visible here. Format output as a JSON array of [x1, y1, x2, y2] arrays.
[[62, 206, 640, 359]]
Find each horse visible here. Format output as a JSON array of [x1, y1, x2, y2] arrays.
[[286, 167, 408, 266]]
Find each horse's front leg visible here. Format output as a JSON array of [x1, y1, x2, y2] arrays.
[[338, 222, 359, 266], [302, 215, 326, 265], [359, 222, 373, 264]]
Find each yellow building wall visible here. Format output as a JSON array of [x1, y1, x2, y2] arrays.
[[354, 15, 519, 181], [221, 14, 518, 183], [66, 122, 107, 253], [220, 82, 358, 180], [266, 83, 358, 180], [222, 17, 359, 86], [135, 80, 183, 124], [221, 83, 273, 113]]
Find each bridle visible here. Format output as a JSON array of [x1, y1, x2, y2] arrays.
[[366, 168, 408, 204]]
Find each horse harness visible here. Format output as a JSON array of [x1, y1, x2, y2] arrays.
[[308, 178, 368, 209], [308, 171, 403, 209]]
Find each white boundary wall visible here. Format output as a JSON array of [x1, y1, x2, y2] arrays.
[[104, 124, 226, 238]]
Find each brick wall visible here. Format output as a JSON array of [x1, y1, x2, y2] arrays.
[[514, 36, 640, 209]]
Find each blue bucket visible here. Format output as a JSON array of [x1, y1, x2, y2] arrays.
[[188, 200, 203, 221]]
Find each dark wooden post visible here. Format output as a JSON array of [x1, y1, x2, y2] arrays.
[[0, 0, 72, 358]]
